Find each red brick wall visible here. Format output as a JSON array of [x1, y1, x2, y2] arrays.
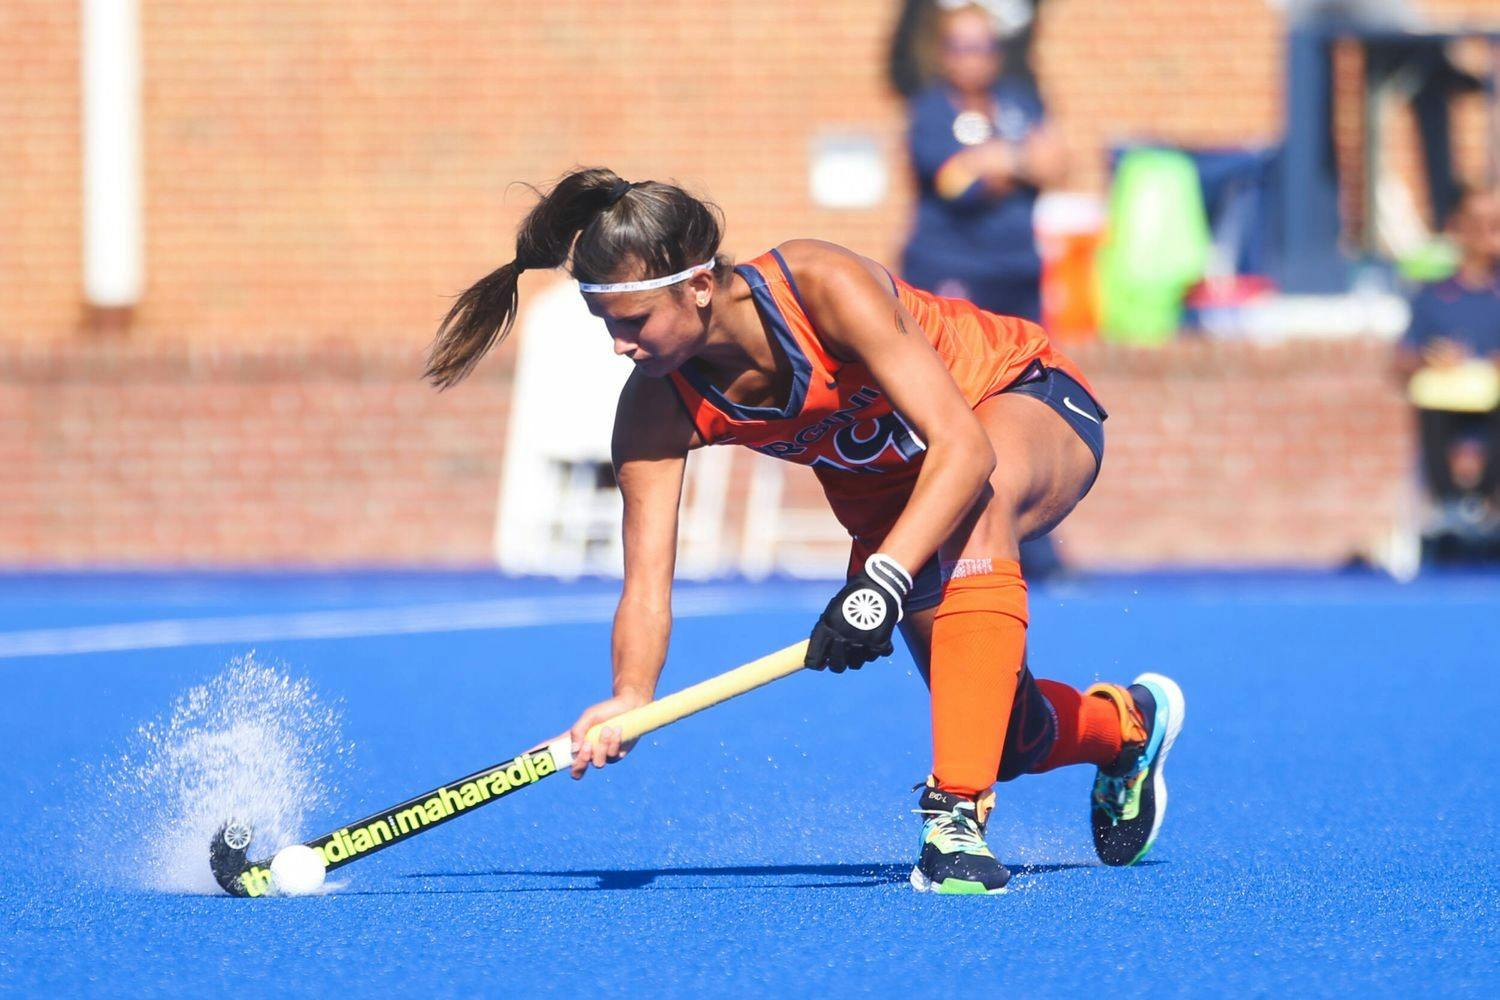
[[0, 1, 1476, 566], [132, 1, 906, 345], [9, 0, 1484, 346], [1, 1, 81, 340], [1061, 339, 1413, 566], [0, 338, 1411, 569], [0, 341, 509, 565], [1037, 0, 1283, 194]]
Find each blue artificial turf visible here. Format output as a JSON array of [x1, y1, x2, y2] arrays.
[[1, 571, 1497, 995]]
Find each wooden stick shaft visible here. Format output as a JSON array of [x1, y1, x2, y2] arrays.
[[585, 639, 808, 745]]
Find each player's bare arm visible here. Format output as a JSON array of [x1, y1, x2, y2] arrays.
[[567, 368, 700, 777], [780, 239, 996, 575]]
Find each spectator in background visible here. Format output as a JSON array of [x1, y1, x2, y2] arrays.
[[888, 0, 1042, 99], [899, 2, 1065, 325], [1395, 186, 1500, 534], [900, 2, 1068, 577]]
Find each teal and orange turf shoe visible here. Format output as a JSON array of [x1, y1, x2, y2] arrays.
[[1089, 672, 1186, 866], [909, 779, 1010, 894]]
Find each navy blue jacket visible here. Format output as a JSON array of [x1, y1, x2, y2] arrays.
[[900, 81, 1047, 317], [1402, 275, 1500, 359]]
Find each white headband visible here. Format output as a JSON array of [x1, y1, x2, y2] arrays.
[[577, 260, 715, 294]]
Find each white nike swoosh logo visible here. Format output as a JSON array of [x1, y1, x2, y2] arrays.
[[1062, 396, 1100, 424]]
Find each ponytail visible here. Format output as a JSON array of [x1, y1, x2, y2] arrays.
[[423, 260, 521, 390], [425, 168, 626, 389], [425, 167, 727, 389]]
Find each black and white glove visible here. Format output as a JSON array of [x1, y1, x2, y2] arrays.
[[806, 553, 913, 673]]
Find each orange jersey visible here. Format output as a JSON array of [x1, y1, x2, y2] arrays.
[[666, 248, 1094, 546]]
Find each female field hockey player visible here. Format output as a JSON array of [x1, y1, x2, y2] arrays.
[[425, 169, 1185, 894]]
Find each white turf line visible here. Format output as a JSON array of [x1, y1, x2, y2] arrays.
[[0, 586, 829, 661]]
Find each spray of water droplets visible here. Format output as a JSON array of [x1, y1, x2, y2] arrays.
[[96, 653, 350, 893]]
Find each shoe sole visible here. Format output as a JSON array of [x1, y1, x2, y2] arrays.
[[909, 866, 1008, 895], [1125, 671, 1186, 866]]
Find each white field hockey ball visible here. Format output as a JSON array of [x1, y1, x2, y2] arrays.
[[269, 844, 328, 896]]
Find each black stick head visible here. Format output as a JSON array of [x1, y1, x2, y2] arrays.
[[210, 820, 254, 897]]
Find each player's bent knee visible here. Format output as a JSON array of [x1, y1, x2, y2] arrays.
[[943, 501, 1023, 566]]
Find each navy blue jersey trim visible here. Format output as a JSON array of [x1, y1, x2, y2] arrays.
[[769, 248, 809, 313], [678, 262, 812, 422]]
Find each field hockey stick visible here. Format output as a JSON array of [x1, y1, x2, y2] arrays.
[[210, 639, 810, 896]]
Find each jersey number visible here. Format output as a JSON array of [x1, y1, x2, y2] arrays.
[[826, 413, 926, 471]]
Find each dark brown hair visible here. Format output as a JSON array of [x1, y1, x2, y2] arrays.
[[425, 167, 729, 389]]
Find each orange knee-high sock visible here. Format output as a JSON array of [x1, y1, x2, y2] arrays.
[[930, 561, 1029, 798], [1028, 679, 1124, 773]]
